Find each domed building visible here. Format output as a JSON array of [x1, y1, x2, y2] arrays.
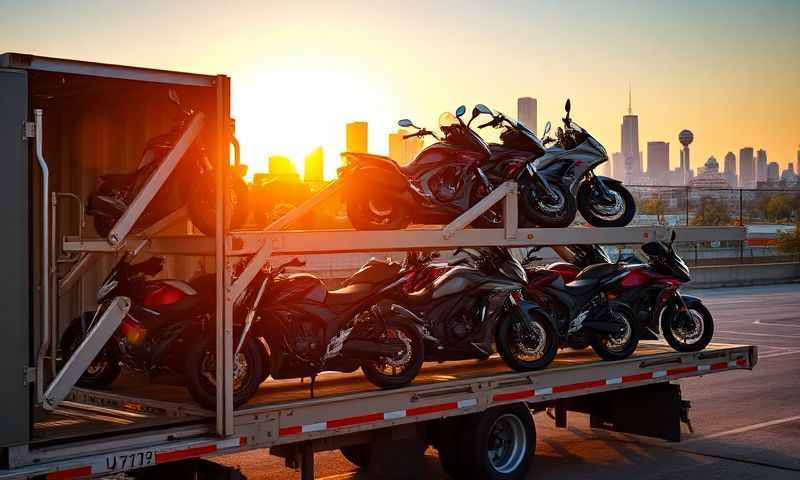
[[689, 156, 731, 189]]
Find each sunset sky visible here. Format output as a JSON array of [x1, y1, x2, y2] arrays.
[[2, 0, 799, 179]]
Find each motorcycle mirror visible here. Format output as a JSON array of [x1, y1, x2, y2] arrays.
[[542, 121, 552, 137], [474, 104, 492, 115], [565, 99, 571, 114], [669, 230, 677, 247], [168, 88, 181, 105], [455, 105, 466, 118], [398, 119, 416, 129]]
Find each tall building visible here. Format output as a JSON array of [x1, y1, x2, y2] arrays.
[[782, 162, 797, 183], [689, 156, 731, 189], [346, 121, 368, 153], [646, 141, 669, 185], [268, 155, 295, 175], [739, 147, 755, 188], [756, 149, 767, 182], [388, 129, 424, 165], [620, 89, 641, 183], [766, 162, 780, 183], [517, 97, 537, 136], [612, 152, 626, 180], [304, 147, 324, 183], [678, 130, 694, 185], [723, 151, 737, 187]]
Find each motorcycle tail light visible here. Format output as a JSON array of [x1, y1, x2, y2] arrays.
[[120, 318, 147, 346]]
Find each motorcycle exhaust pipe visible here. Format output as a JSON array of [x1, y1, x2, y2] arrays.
[[341, 339, 405, 359]]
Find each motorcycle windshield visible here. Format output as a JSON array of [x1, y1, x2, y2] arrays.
[[496, 110, 546, 153]]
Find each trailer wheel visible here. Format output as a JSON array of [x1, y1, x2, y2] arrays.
[[457, 404, 536, 480], [340, 444, 370, 468], [435, 417, 470, 479]]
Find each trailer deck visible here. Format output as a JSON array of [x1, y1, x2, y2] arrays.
[[10, 341, 755, 479]]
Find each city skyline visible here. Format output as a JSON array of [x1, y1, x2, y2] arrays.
[[5, 1, 796, 179]]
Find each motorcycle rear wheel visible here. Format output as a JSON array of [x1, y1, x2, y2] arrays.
[[496, 310, 558, 372], [346, 192, 411, 230], [590, 305, 640, 361], [187, 174, 250, 235], [519, 181, 577, 228], [60, 315, 121, 389], [361, 323, 423, 388]]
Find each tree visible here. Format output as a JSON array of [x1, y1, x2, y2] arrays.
[[640, 198, 666, 225], [691, 196, 731, 226], [776, 219, 800, 255]]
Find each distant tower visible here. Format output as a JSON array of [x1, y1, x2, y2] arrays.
[[724, 151, 737, 187], [346, 122, 368, 153], [304, 147, 324, 183], [678, 129, 694, 185], [646, 141, 669, 185], [388, 129, 424, 165], [621, 85, 641, 183], [756, 149, 767, 182], [517, 97, 538, 136], [766, 162, 780, 183], [739, 147, 755, 188]]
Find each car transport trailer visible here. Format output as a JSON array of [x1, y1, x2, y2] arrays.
[[0, 53, 755, 479]]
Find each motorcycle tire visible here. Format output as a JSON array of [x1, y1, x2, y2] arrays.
[[185, 335, 264, 410], [590, 305, 640, 361], [60, 315, 121, 389], [496, 310, 558, 372], [577, 181, 636, 228], [361, 323, 424, 388], [187, 174, 250, 236], [661, 301, 714, 352], [346, 192, 411, 230], [340, 444, 371, 468], [519, 181, 577, 228]]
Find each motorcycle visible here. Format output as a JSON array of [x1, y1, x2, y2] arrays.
[[347, 248, 559, 371], [87, 89, 249, 239], [59, 242, 266, 408], [531, 233, 714, 352], [522, 249, 641, 361], [191, 257, 428, 406], [339, 106, 505, 230], [474, 100, 637, 227]]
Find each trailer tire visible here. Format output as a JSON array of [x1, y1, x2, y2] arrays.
[[435, 417, 471, 479], [458, 404, 536, 480], [340, 444, 370, 468]]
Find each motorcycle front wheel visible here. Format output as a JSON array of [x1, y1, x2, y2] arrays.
[[60, 315, 121, 388], [496, 310, 558, 372], [346, 192, 411, 230], [519, 181, 577, 228], [187, 174, 250, 235], [185, 335, 265, 410], [660, 301, 714, 352], [577, 181, 636, 227], [361, 323, 424, 388]]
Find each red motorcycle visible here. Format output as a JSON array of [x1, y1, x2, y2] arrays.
[[525, 233, 714, 353]]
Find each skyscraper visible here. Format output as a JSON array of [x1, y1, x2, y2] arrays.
[[346, 121, 368, 153], [620, 89, 641, 183], [612, 152, 626, 180], [388, 129, 424, 165], [756, 149, 767, 182], [739, 147, 755, 188], [268, 155, 295, 176], [766, 162, 780, 183], [723, 151, 737, 187], [304, 147, 324, 183], [517, 97, 537, 136], [646, 141, 669, 185]]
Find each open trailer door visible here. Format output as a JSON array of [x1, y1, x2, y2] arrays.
[[0, 67, 31, 447]]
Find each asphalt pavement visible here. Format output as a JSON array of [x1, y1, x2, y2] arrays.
[[214, 283, 800, 479]]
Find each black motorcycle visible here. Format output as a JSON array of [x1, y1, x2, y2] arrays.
[[339, 106, 504, 230], [351, 248, 559, 371], [474, 100, 636, 227], [59, 245, 266, 408], [523, 251, 641, 361], [186, 257, 427, 406], [87, 90, 249, 239]]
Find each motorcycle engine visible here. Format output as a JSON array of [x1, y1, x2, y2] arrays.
[[430, 166, 465, 203], [290, 321, 323, 359]]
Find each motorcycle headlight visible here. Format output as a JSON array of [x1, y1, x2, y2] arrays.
[[96, 280, 118, 302]]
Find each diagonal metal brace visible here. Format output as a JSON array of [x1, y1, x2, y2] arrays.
[[442, 181, 517, 239]]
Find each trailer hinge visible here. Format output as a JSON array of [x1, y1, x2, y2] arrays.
[[23, 366, 36, 386], [23, 121, 36, 139]]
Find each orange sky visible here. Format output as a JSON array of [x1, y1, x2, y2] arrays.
[[2, 1, 799, 179]]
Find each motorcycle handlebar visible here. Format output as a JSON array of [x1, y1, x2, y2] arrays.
[[477, 119, 494, 129]]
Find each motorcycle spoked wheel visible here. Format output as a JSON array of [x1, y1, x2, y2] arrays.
[[185, 335, 265, 410], [660, 301, 714, 352], [519, 181, 577, 228], [496, 310, 558, 372], [60, 315, 121, 388], [187, 174, 250, 236], [346, 191, 411, 230], [360, 323, 424, 388], [590, 305, 640, 361], [577, 181, 636, 228]]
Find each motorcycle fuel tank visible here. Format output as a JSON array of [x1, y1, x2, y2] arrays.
[[273, 273, 327, 304]]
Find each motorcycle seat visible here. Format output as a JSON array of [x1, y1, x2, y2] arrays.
[[325, 283, 375, 307], [574, 263, 620, 281], [563, 278, 599, 296]]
